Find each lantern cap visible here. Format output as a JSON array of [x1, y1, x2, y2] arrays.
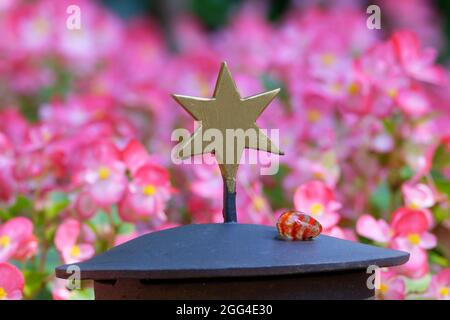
[[55, 223, 408, 281]]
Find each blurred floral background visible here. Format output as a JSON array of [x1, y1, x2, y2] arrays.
[[0, 0, 450, 300]]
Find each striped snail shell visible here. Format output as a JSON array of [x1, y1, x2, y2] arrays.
[[276, 210, 322, 241]]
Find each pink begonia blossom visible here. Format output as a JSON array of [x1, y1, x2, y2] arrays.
[[238, 182, 274, 225], [391, 30, 445, 85], [0, 217, 37, 262], [118, 163, 171, 223], [0, 262, 24, 300], [294, 180, 341, 229], [427, 268, 450, 300], [114, 232, 139, 247], [402, 183, 435, 209], [54, 218, 95, 264], [190, 163, 223, 199], [74, 191, 98, 220], [322, 226, 357, 241], [188, 197, 223, 224], [75, 142, 127, 206], [51, 278, 72, 300], [391, 207, 434, 237], [357, 208, 436, 279], [0, 133, 16, 204], [121, 139, 152, 175], [356, 214, 393, 243], [393, 246, 429, 279], [376, 269, 406, 300]]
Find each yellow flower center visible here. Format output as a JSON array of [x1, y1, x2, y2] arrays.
[[331, 82, 342, 93], [440, 287, 449, 297], [347, 82, 359, 95], [253, 197, 265, 211], [310, 203, 324, 216], [409, 201, 419, 210], [0, 287, 6, 300], [407, 233, 421, 246], [313, 171, 324, 179], [0, 235, 10, 248], [387, 88, 398, 98], [143, 184, 156, 196], [33, 18, 49, 35], [71, 245, 81, 257], [42, 130, 51, 142], [307, 110, 321, 123], [98, 166, 110, 180], [379, 283, 389, 295], [321, 53, 335, 66]]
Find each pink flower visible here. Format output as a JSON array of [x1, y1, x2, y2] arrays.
[[190, 162, 222, 199], [51, 278, 72, 300], [121, 139, 152, 175], [390, 207, 436, 251], [402, 183, 435, 209], [75, 142, 127, 206], [356, 208, 435, 279], [294, 180, 341, 229], [114, 232, 139, 247], [284, 149, 340, 190], [0, 262, 24, 300], [0, 217, 37, 262], [74, 191, 98, 220], [393, 246, 429, 279], [187, 197, 223, 224], [396, 87, 430, 117], [118, 164, 171, 223], [427, 268, 450, 300], [0, 132, 16, 204], [391, 30, 446, 85], [390, 208, 434, 277], [238, 182, 274, 225], [356, 214, 392, 243], [391, 207, 433, 235], [376, 269, 406, 300], [55, 218, 95, 264], [323, 226, 357, 241]]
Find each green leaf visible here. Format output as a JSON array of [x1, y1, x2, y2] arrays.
[[0, 208, 12, 221], [70, 287, 95, 300], [435, 179, 450, 198], [432, 144, 450, 170], [404, 274, 431, 294], [23, 270, 47, 299], [45, 192, 70, 220], [89, 210, 110, 227], [399, 166, 414, 180], [261, 74, 289, 104], [370, 181, 391, 214], [434, 206, 450, 223], [190, 0, 240, 30], [118, 223, 135, 235], [9, 195, 33, 216], [110, 205, 121, 226], [382, 118, 395, 135], [429, 251, 449, 267]]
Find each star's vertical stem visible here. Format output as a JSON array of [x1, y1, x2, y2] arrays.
[[222, 179, 237, 223]]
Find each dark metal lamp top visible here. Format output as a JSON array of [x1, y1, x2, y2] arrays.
[[55, 223, 409, 280]]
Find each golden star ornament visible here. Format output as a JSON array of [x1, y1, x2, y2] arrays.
[[172, 62, 283, 192]]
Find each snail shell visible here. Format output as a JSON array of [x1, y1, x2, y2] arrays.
[[276, 210, 322, 241]]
